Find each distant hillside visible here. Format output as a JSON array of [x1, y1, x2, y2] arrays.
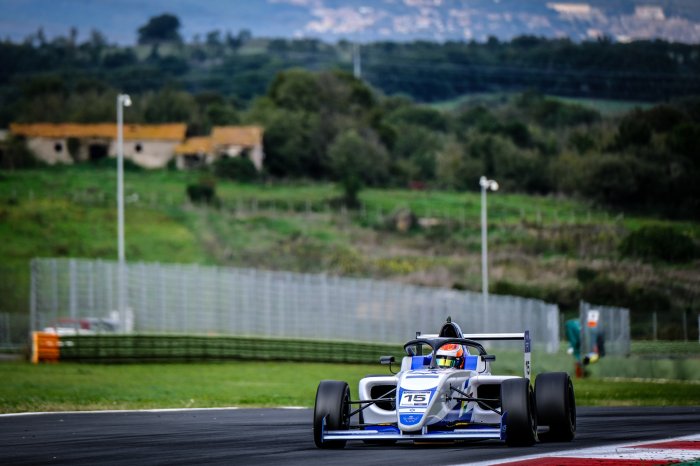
[[2, 34, 699, 120], [1, 0, 700, 45]]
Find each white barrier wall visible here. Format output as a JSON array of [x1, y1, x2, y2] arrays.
[[30, 258, 561, 352]]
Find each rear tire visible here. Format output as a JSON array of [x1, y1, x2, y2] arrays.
[[535, 372, 576, 442], [313, 380, 350, 448], [501, 378, 537, 447]]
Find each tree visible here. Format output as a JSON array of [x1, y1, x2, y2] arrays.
[[615, 110, 652, 148], [579, 155, 643, 207], [386, 106, 449, 132], [619, 226, 696, 263], [140, 87, 197, 123], [390, 124, 441, 184], [435, 141, 482, 191], [259, 107, 316, 177], [214, 156, 258, 183], [137, 14, 182, 45], [268, 68, 321, 113], [328, 129, 389, 208]]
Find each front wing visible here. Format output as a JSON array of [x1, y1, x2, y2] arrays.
[[321, 417, 506, 443]]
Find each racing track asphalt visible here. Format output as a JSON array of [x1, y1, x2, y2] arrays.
[[1, 407, 699, 465]]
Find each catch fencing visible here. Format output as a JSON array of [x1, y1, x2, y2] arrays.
[[0, 312, 28, 350], [30, 258, 560, 352], [579, 301, 631, 356]]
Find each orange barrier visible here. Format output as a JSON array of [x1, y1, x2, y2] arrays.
[[31, 332, 60, 363]]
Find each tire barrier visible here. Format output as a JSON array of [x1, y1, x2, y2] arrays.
[[31, 332, 60, 363], [30, 333, 404, 364]]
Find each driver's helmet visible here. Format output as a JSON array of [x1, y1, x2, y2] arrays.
[[435, 344, 465, 369]]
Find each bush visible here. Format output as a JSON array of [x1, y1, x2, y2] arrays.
[[0, 136, 44, 170], [581, 276, 631, 309], [492, 280, 544, 300], [619, 226, 697, 263], [615, 110, 652, 148], [576, 267, 598, 284], [578, 155, 641, 207], [667, 122, 700, 159], [213, 156, 258, 182], [186, 178, 217, 205]]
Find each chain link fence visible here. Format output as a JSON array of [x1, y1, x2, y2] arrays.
[[579, 301, 631, 356], [0, 312, 28, 350], [30, 258, 560, 352]]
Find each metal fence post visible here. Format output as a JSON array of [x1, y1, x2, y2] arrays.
[[88, 260, 95, 314], [159, 263, 166, 333], [3, 313, 9, 347], [69, 259, 77, 319], [29, 259, 37, 333], [51, 259, 58, 321]]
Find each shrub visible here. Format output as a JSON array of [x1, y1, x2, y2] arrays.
[[667, 122, 700, 159], [619, 226, 697, 263], [0, 136, 43, 170], [213, 156, 258, 182], [581, 276, 631, 309], [186, 177, 217, 205], [576, 267, 598, 284], [615, 110, 652, 148], [492, 280, 544, 300], [578, 155, 640, 207]]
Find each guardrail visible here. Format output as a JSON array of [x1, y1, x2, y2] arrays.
[[31, 333, 404, 364]]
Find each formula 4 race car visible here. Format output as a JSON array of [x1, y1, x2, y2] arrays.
[[313, 318, 575, 448]]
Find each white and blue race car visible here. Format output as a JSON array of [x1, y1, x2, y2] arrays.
[[313, 318, 575, 448]]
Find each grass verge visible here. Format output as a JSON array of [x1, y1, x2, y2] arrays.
[[1, 361, 698, 414]]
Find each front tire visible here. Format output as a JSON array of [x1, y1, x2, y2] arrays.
[[535, 372, 576, 442], [501, 378, 537, 447], [313, 380, 350, 448]]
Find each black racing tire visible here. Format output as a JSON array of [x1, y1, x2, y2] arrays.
[[501, 377, 538, 447], [313, 380, 350, 449], [535, 372, 576, 442]]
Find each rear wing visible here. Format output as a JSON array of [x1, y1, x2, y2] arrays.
[[461, 331, 532, 382]]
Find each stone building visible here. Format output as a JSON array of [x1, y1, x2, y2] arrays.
[[174, 125, 264, 171], [9, 123, 187, 168]]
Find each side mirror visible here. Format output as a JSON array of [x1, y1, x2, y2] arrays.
[[379, 355, 395, 365], [482, 355, 496, 362]]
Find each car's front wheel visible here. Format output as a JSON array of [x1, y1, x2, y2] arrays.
[[313, 380, 350, 448]]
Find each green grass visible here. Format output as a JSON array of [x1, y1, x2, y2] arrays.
[[0, 361, 697, 414], [631, 341, 700, 356], [0, 166, 698, 340], [3, 167, 693, 233]]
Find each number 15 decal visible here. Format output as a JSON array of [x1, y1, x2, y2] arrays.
[[400, 391, 431, 407]]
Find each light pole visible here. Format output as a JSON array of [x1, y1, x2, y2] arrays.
[[479, 176, 499, 326], [117, 93, 131, 333]]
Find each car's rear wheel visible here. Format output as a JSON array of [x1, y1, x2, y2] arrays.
[[313, 380, 350, 448], [535, 372, 576, 442], [501, 377, 537, 447]]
